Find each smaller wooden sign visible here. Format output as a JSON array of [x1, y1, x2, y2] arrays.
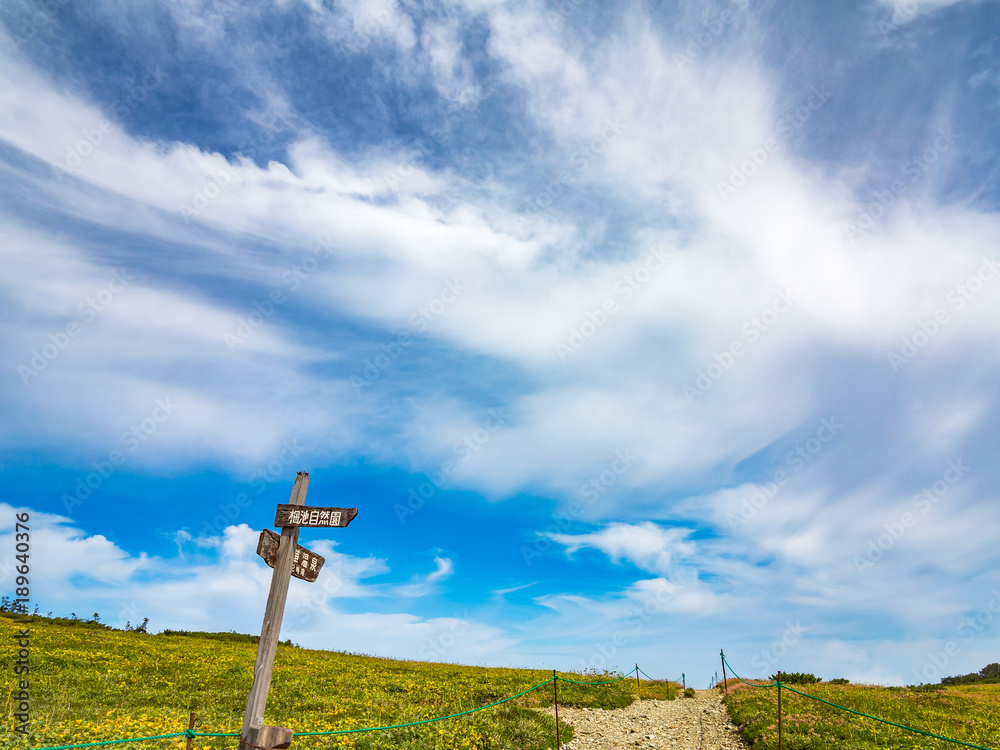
[[256, 529, 325, 583], [274, 504, 358, 529]]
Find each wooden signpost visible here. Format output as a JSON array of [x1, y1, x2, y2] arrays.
[[256, 529, 325, 583], [240, 471, 358, 750], [273, 504, 358, 528]]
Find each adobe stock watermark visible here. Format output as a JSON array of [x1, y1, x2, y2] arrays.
[[683, 288, 797, 403], [579, 584, 673, 674], [384, 82, 499, 193], [910, 589, 1000, 686], [288, 562, 350, 628], [672, 0, 749, 71], [418, 612, 471, 661], [394, 409, 507, 523], [749, 620, 809, 672], [521, 450, 637, 566], [844, 127, 956, 243], [178, 107, 293, 221], [887, 256, 998, 372], [726, 417, 842, 530], [877, 0, 933, 40], [555, 246, 672, 361], [10, 0, 71, 42], [19, 270, 131, 385], [853, 459, 968, 575], [519, 116, 627, 228], [717, 85, 832, 200], [61, 397, 180, 514], [545, 0, 586, 26], [196, 438, 311, 539], [341, 2, 401, 54], [53, 68, 165, 181], [350, 279, 465, 391], [223, 242, 335, 353]]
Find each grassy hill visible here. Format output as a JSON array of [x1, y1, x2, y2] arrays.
[[723, 677, 1000, 749], [1, 613, 674, 749]]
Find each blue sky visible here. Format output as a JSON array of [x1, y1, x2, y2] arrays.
[[1, 0, 999, 687]]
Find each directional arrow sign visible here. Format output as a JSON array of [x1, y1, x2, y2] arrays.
[[256, 529, 325, 583], [274, 504, 358, 529]]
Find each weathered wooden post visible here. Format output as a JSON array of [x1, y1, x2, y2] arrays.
[[185, 713, 196, 750], [240, 471, 358, 750], [552, 670, 561, 750], [720, 649, 728, 694], [777, 670, 783, 750]]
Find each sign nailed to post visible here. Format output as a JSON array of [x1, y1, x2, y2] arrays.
[[256, 529, 325, 583], [274, 504, 358, 529], [241, 472, 359, 750]]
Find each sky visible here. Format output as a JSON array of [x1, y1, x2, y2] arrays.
[[1, 0, 999, 689]]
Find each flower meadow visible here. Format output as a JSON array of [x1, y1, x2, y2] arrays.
[[1, 614, 674, 750], [723, 678, 1000, 750]]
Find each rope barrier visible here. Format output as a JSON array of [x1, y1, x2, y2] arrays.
[[296, 677, 553, 736], [634, 667, 683, 687], [556, 671, 632, 686], [721, 650, 998, 750], [720, 652, 776, 688], [26, 733, 191, 750], [32, 654, 997, 750], [27, 670, 638, 750], [780, 683, 997, 750]]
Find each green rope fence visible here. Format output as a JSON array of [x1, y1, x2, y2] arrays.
[[296, 677, 553, 736], [556, 670, 633, 686], [721, 650, 997, 750], [34, 655, 997, 750], [26, 735, 191, 750], [781, 683, 997, 750], [26, 668, 641, 750], [721, 652, 777, 688]]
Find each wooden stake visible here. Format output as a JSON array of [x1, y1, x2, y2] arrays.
[[241, 472, 309, 740], [720, 650, 728, 694], [635, 663, 641, 697], [553, 670, 560, 750], [777, 670, 783, 750]]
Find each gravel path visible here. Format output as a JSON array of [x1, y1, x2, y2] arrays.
[[541, 690, 750, 750]]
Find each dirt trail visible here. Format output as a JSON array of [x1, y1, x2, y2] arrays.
[[542, 690, 750, 750]]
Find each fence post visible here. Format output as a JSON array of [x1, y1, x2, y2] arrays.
[[635, 663, 641, 697], [186, 713, 195, 750], [777, 670, 782, 750], [720, 650, 728, 694], [553, 670, 561, 750], [682, 673, 685, 690]]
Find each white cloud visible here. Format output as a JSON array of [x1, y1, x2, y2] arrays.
[[877, 0, 968, 26], [0, 503, 512, 662], [547, 522, 695, 577], [3, 11, 998, 501], [395, 555, 455, 597], [421, 19, 480, 105], [301, 0, 416, 52]]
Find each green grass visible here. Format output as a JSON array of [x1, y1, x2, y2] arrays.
[[724, 679, 1000, 750], [0, 613, 672, 750]]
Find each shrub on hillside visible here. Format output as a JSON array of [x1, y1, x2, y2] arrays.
[[770, 672, 821, 685], [941, 663, 1000, 685]]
